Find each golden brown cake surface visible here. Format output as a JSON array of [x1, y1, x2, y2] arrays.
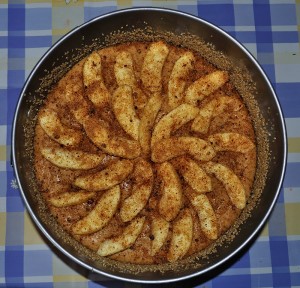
[[34, 41, 257, 265]]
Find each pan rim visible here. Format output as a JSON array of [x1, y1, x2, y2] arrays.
[[12, 7, 287, 284]]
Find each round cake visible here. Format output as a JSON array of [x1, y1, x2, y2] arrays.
[[34, 41, 257, 264]]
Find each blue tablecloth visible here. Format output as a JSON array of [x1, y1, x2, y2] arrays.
[[1, 1, 299, 287]]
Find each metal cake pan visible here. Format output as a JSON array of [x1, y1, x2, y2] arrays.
[[12, 7, 287, 284]]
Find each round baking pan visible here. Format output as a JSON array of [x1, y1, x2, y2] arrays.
[[12, 7, 287, 284]]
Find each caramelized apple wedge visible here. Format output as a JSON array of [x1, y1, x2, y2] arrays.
[[151, 103, 199, 147], [48, 191, 96, 207], [138, 92, 163, 156], [167, 209, 193, 262], [83, 51, 110, 108], [191, 96, 243, 133], [97, 216, 145, 256], [203, 162, 246, 209], [208, 132, 255, 153], [39, 108, 82, 147], [72, 186, 120, 235], [41, 147, 104, 170], [120, 159, 153, 222], [112, 85, 140, 140], [185, 70, 229, 106], [114, 51, 136, 86], [173, 157, 212, 194], [157, 162, 183, 221], [152, 136, 216, 163], [64, 83, 90, 125], [141, 41, 169, 93], [115, 50, 148, 111], [74, 159, 133, 191], [189, 193, 218, 240], [168, 52, 195, 109], [150, 216, 170, 256], [83, 116, 141, 159]]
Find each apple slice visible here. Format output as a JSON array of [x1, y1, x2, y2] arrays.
[[74, 159, 133, 191], [152, 136, 215, 163], [208, 132, 255, 153], [157, 162, 183, 221], [83, 116, 141, 159], [168, 51, 195, 109], [112, 85, 140, 141], [203, 162, 246, 209], [72, 186, 120, 235], [138, 92, 162, 156], [41, 147, 104, 170], [185, 70, 229, 106], [191, 96, 243, 133], [141, 41, 169, 93], [83, 51, 110, 109], [48, 191, 96, 207], [151, 103, 199, 147], [114, 51, 136, 87], [167, 209, 193, 262], [174, 157, 212, 194], [150, 216, 170, 256], [189, 193, 218, 240], [39, 108, 83, 147], [120, 159, 153, 222], [97, 216, 145, 256]]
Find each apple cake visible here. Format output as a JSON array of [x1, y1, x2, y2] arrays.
[[34, 41, 257, 264]]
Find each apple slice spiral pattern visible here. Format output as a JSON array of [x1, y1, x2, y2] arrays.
[[36, 41, 257, 264]]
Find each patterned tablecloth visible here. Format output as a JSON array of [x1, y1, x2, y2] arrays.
[[1, 1, 299, 287]]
